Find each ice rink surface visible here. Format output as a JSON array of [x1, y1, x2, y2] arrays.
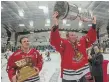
[[1, 53, 109, 82]]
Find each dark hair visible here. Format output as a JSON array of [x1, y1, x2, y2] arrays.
[[19, 36, 28, 43], [66, 31, 70, 37], [66, 32, 68, 37], [90, 47, 95, 56]]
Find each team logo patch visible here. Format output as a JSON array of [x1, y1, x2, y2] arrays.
[[72, 52, 83, 62], [15, 59, 27, 67], [15, 57, 33, 67]]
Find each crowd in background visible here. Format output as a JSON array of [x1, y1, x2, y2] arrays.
[[1, 45, 55, 53]]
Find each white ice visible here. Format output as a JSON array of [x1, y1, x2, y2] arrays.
[[1, 53, 109, 82]]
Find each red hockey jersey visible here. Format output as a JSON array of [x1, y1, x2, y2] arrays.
[[50, 26, 97, 80], [6, 48, 43, 82]]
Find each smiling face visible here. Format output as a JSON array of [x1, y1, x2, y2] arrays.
[[66, 32, 78, 43], [20, 37, 30, 49]]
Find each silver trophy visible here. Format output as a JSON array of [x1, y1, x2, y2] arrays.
[[54, 1, 93, 22]]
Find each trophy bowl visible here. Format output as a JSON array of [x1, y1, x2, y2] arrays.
[[54, 1, 93, 22], [54, 1, 79, 20]]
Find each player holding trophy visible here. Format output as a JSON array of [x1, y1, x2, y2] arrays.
[[7, 36, 43, 82]]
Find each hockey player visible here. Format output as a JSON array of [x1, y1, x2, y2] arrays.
[[7, 36, 43, 82], [50, 11, 97, 82], [45, 49, 51, 61]]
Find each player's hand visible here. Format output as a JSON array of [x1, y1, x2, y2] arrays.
[[12, 75, 17, 82], [52, 11, 59, 18], [34, 67, 39, 74], [92, 16, 96, 24]]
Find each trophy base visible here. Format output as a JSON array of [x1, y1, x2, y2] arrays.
[[17, 66, 38, 82]]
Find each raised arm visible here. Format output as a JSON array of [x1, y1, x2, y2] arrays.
[[50, 12, 62, 52], [83, 16, 97, 48]]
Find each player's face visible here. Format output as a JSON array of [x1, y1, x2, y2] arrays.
[[21, 38, 30, 49], [67, 32, 78, 43]]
